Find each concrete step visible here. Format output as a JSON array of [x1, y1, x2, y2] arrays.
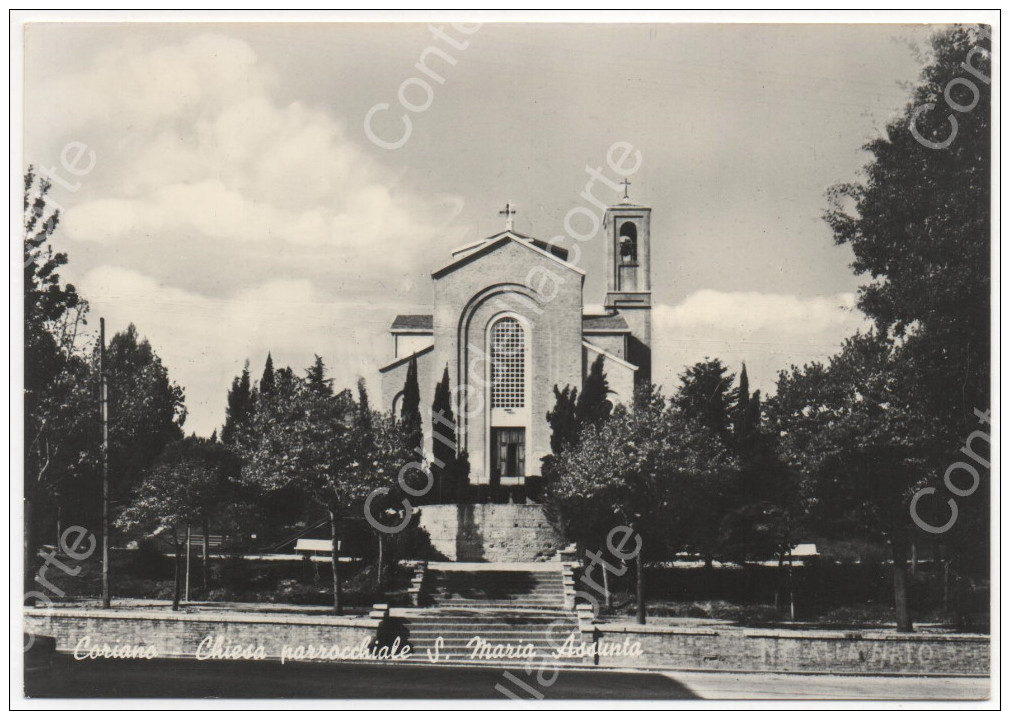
[[417, 564, 569, 611], [408, 634, 569, 638], [430, 588, 566, 594], [428, 597, 569, 601], [430, 603, 565, 608]]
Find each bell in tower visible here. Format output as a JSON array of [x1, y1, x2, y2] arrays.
[[604, 190, 652, 386]]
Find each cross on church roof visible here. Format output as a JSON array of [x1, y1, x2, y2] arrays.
[[620, 178, 631, 202], [499, 202, 517, 230]]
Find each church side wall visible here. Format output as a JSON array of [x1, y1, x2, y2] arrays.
[[583, 332, 627, 360], [379, 351, 436, 436], [583, 346, 636, 407]]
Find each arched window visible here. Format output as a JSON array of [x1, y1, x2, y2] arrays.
[[490, 317, 526, 409], [619, 222, 638, 264]]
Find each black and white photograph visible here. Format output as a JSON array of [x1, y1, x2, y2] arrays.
[[14, 10, 996, 705]]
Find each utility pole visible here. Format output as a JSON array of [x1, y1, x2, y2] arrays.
[[100, 317, 111, 609], [185, 526, 192, 603]]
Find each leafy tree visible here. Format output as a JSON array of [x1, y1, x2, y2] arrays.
[[116, 436, 238, 610], [548, 388, 737, 623], [718, 363, 800, 566], [768, 332, 948, 631], [103, 324, 186, 503], [669, 359, 741, 565], [672, 358, 735, 445], [23, 168, 94, 597], [241, 372, 401, 613], [543, 358, 614, 491], [824, 25, 990, 434], [820, 24, 991, 610], [361, 406, 415, 589], [576, 354, 613, 430], [221, 360, 254, 445]]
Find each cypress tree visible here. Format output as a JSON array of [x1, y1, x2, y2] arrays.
[[576, 354, 613, 430], [305, 354, 333, 396], [431, 365, 458, 502], [222, 361, 253, 444], [260, 352, 275, 397], [546, 384, 579, 454], [401, 356, 423, 453]]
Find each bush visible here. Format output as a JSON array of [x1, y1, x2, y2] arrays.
[[129, 538, 169, 579]]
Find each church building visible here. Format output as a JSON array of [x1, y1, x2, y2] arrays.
[[379, 197, 652, 486]]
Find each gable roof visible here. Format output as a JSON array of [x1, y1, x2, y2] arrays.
[[451, 230, 569, 261], [378, 344, 434, 374], [433, 231, 585, 280], [582, 312, 630, 332], [391, 314, 433, 331], [582, 340, 638, 372]]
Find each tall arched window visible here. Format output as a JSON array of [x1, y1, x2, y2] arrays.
[[490, 316, 526, 409]]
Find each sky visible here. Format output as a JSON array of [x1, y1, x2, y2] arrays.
[[24, 21, 937, 436]]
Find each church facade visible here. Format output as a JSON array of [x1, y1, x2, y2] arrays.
[[379, 199, 652, 486]]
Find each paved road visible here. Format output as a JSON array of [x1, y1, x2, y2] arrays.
[[24, 655, 989, 700]]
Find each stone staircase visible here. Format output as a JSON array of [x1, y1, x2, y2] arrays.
[[387, 562, 588, 665], [421, 563, 568, 610]]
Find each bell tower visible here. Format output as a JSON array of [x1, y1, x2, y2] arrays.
[[604, 196, 652, 386]]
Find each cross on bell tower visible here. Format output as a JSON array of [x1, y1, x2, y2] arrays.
[[619, 178, 631, 202], [499, 202, 516, 231]]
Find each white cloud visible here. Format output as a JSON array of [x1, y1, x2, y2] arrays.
[[50, 33, 465, 289], [36, 32, 469, 435], [81, 266, 402, 436], [653, 290, 870, 395], [39, 33, 268, 134]]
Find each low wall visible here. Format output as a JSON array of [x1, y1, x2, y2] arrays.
[[418, 503, 566, 562], [24, 608, 989, 676], [589, 623, 990, 676], [25, 607, 383, 663]]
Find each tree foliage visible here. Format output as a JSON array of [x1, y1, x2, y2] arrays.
[[400, 355, 423, 454], [103, 324, 186, 502], [672, 358, 735, 445], [545, 384, 579, 456], [768, 332, 948, 630], [221, 360, 254, 445], [547, 387, 738, 618], [116, 436, 241, 609], [240, 360, 408, 612], [548, 388, 737, 555], [259, 352, 275, 397], [23, 168, 95, 595], [431, 365, 463, 502], [576, 354, 613, 430], [824, 25, 990, 432]]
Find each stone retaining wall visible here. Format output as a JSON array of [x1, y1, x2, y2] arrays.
[[25, 608, 383, 663], [589, 623, 989, 676], [24, 608, 989, 676], [418, 503, 566, 562]]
